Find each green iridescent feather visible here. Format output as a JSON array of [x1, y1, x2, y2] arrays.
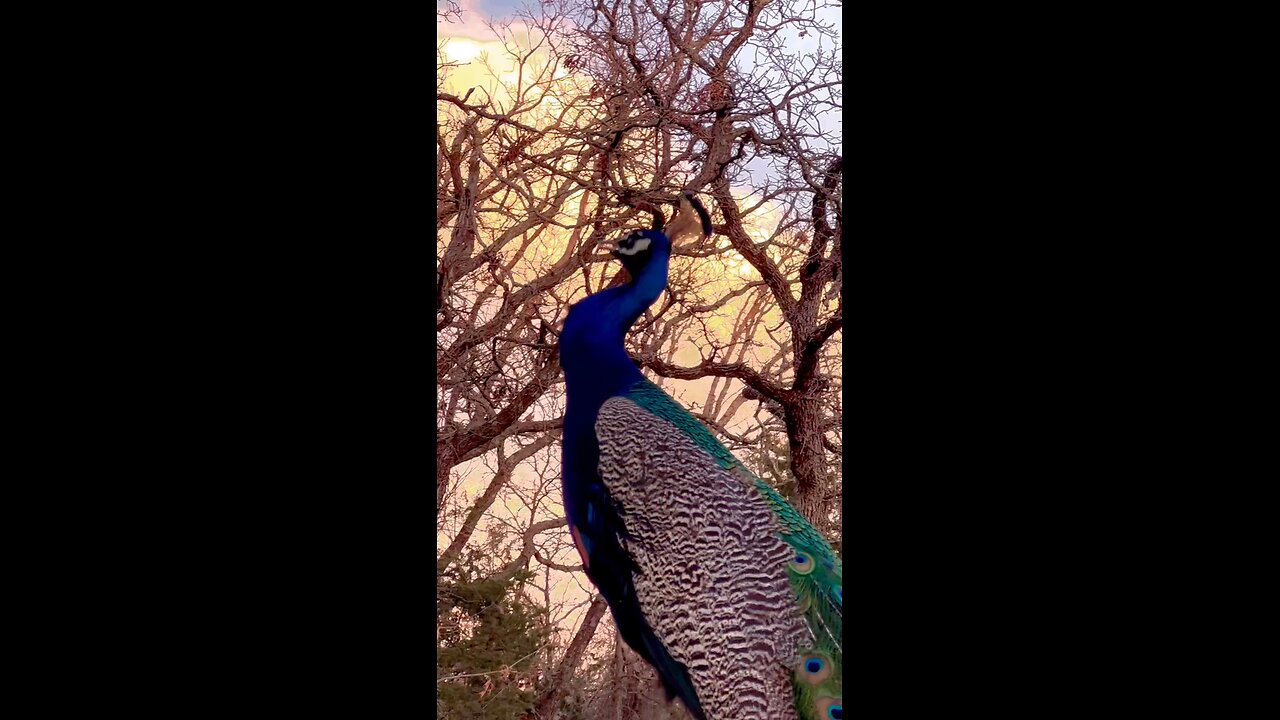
[[624, 379, 843, 719]]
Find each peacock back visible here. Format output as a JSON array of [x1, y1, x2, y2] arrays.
[[591, 378, 843, 720]]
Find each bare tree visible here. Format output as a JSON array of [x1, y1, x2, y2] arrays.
[[564, 0, 843, 528], [437, 0, 842, 715]]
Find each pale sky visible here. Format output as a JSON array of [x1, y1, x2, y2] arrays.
[[439, 0, 841, 191]]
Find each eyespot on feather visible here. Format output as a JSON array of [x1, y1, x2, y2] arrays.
[[815, 696, 842, 720], [797, 652, 833, 684], [790, 551, 815, 575]]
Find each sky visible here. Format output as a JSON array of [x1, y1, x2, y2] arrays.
[[440, 0, 840, 186], [440, 0, 841, 71], [438, 0, 526, 42]]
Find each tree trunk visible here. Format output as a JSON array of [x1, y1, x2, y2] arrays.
[[785, 394, 831, 533], [524, 596, 609, 720]]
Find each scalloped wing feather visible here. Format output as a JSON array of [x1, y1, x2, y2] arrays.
[[622, 380, 844, 720], [596, 396, 808, 720]]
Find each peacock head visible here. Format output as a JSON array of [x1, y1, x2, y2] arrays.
[[609, 228, 671, 279]]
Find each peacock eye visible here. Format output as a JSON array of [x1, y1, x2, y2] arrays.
[[815, 695, 841, 718], [797, 652, 832, 684], [790, 551, 815, 575]]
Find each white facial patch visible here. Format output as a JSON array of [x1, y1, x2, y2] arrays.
[[616, 237, 651, 256]]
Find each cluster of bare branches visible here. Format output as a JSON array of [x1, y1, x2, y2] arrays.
[[437, 0, 841, 716]]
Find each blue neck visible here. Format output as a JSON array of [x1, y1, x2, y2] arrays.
[[559, 250, 669, 498]]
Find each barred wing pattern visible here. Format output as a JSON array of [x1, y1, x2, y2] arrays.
[[596, 396, 809, 720]]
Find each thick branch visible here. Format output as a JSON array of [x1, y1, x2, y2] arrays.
[[533, 550, 583, 574], [522, 596, 609, 720], [795, 302, 842, 391], [457, 417, 565, 465], [494, 517, 569, 582], [643, 355, 791, 405]]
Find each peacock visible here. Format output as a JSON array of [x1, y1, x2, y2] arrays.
[[558, 192, 842, 720]]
